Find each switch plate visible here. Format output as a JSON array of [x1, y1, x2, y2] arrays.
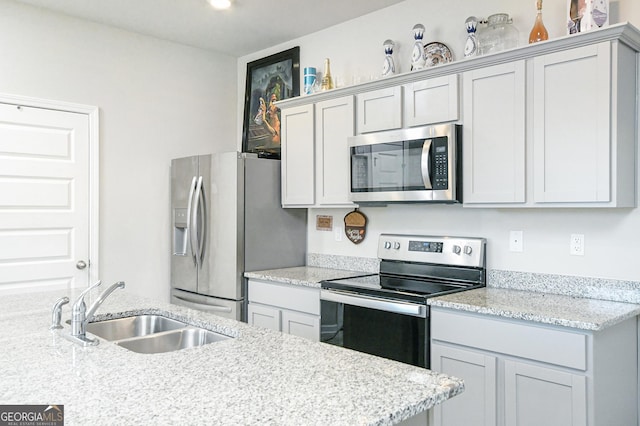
[[509, 231, 523, 252], [570, 234, 585, 256], [334, 226, 343, 242]]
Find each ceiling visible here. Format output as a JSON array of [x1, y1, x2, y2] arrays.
[[13, 0, 406, 57]]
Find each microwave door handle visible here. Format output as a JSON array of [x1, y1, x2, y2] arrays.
[[421, 139, 433, 189], [186, 176, 198, 266]]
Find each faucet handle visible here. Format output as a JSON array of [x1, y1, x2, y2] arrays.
[[50, 297, 69, 329], [72, 280, 102, 310]]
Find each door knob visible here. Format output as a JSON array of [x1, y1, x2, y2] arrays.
[[76, 260, 87, 270]]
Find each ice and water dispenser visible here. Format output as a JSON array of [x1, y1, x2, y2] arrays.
[[173, 208, 188, 256]]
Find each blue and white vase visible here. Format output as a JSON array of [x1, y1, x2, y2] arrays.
[[382, 39, 396, 77], [464, 16, 479, 57], [411, 24, 426, 71]]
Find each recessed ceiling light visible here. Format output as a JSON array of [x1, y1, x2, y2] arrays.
[[208, 0, 231, 9]]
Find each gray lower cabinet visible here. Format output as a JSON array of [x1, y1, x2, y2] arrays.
[[503, 359, 586, 426], [247, 279, 320, 341], [430, 307, 637, 426], [431, 344, 497, 425]]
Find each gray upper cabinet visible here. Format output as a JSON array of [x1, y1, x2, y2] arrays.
[[280, 104, 315, 207], [279, 96, 355, 208], [531, 41, 637, 207], [462, 61, 526, 204], [404, 74, 459, 127], [356, 86, 403, 133]]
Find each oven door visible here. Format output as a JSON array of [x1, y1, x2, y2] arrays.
[[320, 288, 429, 368]]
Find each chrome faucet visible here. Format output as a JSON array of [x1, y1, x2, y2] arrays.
[[60, 280, 125, 346]]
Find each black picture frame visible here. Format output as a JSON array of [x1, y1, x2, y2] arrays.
[[242, 46, 300, 159]]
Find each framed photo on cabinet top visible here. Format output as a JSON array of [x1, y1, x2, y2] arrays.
[[242, 46, 300, 159]]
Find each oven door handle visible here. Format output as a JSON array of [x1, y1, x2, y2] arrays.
[[320, 289, 427, 318]]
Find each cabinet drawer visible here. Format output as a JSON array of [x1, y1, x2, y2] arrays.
[[248, 279, 320, 315], [431, 308, 587, 370]]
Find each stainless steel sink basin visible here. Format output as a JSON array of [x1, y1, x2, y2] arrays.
[[86, 315, 186, 341], [116, 328, 231, 354], [85, 314, 232, 354]]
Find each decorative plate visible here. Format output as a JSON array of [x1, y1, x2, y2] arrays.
[[424, 42, 453, 67]]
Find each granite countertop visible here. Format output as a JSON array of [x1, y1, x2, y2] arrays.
[[428, 287, 640, 331], [246, 266, 640, 331], [245, 266, 370, 288], [0, 288, 463, 425]]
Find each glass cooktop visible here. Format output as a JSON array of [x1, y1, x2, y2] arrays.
[[321, 273, 475, 304]]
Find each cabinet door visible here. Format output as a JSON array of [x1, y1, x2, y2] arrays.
[[532, 42, 610, 203], [504, 360, 587, 426], [431, 343, 497, 426], [315, 96, 356, 207], [356, 86, 402, 133], [282, 309, 320, 342], [281, 104, 315, 206], [404, 75, 459, 127], [462, 61, 526, 204], [247, 303, 281, 332]]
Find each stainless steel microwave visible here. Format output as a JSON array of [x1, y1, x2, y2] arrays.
[[349, 124, 462, 204]]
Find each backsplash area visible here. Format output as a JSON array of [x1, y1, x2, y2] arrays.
[[308, 253, 640, 305], [489, 270, 640, 304], [307, 253, 378, 274], [306, 206, 640, 285]]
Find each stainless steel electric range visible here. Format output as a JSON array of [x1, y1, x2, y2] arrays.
[[320, 234, 486, 368]]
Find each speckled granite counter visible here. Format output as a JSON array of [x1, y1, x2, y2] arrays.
[[0, 289, 463, 425], [245, 266, 369, 288], [428, 287, 640, 331]]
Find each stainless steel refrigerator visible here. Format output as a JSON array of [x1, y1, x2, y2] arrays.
[[170, 152, 306, 321]]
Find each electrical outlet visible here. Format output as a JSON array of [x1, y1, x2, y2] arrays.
[[509, 231, 523, 252], [570, 234, 585, 256], [334, 226, 343, 242]]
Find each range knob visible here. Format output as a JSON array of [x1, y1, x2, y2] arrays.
[[384, 241, 392, 249], [452, 245, 462, 255], [464, 245, 473, 255], [393, 241, 401, 250]]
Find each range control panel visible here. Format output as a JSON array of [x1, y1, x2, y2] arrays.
[[378, 234, 486, 268]]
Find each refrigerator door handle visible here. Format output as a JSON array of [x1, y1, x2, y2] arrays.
[[185, 176, 198, 266], [197, 176, 207, 266], [191, 176, 204, 269], [172, 295, 233, 313]]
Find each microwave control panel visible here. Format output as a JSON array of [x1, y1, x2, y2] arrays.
[[432, 137, 449, 190]]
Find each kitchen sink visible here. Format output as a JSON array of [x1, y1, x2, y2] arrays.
[[116, 328, 231, 354], [86, 315, 186, 341], [85, 314, 232, 354]]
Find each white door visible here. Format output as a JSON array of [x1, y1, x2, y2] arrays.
[[0, 102, 91, 293]]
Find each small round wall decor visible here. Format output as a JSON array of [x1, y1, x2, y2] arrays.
[[344, 209, 367, 244]]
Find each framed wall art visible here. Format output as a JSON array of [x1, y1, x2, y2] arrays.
[[242, 46, 300, 159]]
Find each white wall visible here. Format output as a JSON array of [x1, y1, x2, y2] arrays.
[[238, 0, 640, 283], [0, 0, 237, 301]]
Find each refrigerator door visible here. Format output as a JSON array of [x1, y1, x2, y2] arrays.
[[170, 156, 199, 294], [199, 152, 243, 300]]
